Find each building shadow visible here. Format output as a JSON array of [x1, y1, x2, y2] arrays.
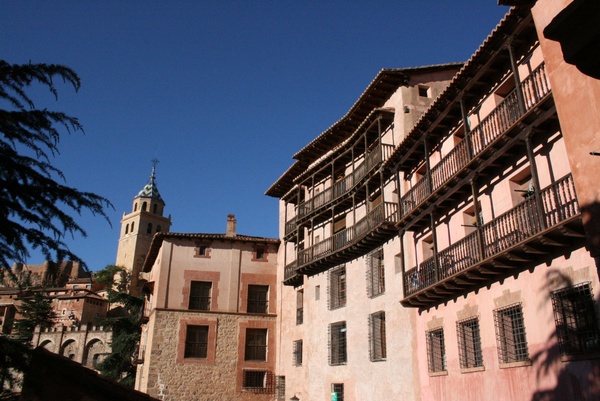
[[530, 268, 600, 401]]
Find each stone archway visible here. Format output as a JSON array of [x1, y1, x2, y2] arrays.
[[83, 338, 105, 368], [60, 339, 78, 360], [39, 339, 54, 353]]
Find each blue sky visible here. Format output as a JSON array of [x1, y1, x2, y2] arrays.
[[1, 2, 508, 271]]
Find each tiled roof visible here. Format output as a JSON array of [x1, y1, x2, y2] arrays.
[[136, 166, 163, 201]]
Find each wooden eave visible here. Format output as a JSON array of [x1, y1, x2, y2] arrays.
[[384, 7, 536, 175]]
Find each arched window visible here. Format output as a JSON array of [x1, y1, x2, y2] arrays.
[[134, 203, 138, 212], [147, 223, 152, 234], [125, 224, 129, 234], [142, 202, 147, 211], [153, 204, 158, 214], [156, 225, 162, 233], [131, 222, 135, 232]]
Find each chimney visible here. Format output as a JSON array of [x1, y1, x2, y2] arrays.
[[226, 214, 236, 237]]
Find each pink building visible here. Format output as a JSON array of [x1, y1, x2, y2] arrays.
[[268, 2, 600, 400], [135, 215, 280, 401]]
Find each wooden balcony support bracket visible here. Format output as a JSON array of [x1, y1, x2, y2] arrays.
[[453, 277, 472, 286], [539, 235, 569, 247], [491, 260, 515, 269], [478, 267, 502, 275], [558, 225, 586, 238], [505, 252, 532, 262], [465, 271, 488, 281], [521, 244, 547, 254]]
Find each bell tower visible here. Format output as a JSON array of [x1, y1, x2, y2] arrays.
[[116, 161, 171, 290]]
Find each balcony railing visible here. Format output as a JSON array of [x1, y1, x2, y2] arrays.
[[296, 201, 398, 269], [288, 144, 395, 231], [403, 173, 580, 298], [284, 260, 298, 281], [399, 63, 551, 222]]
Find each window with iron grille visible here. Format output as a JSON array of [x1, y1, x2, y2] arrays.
[[245, 328, 268, 361], [242, 370, 274, 393], [329, 266, 346, 310], [329, 321, 347, 365], [457, 317, 483, 369], [184, 325, 208, 358], [366, 248, 385, 298], [275, 376, 285, 400], [494, 303, 529, 364], [426, 328, 446, 373], [247, 285, 269, 313], [189, 281, 211, 311], [369, 311, 387, 361], [296, 289, 304, 325], [332, 383, 344, 401], [551, 282, 600, 357], [293, 340, 303, 366]]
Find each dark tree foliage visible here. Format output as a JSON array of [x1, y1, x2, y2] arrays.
[[0, 336, 30, 395], [0, 60, 112, 270], [95, 265, 143, 387], [13, 291, 57, 343]]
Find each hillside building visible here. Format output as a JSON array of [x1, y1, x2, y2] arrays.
[[267, 3, 600, 401], [134, 215, 280, 401]]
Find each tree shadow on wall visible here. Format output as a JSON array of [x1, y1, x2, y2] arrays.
[[530, 269, 600, 401]]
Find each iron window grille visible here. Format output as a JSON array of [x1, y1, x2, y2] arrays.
[[493, 303, 529, 364], [245, 328, 268, 361], [296, 289, 304, 325], [184, 325, 208, 358], [189, 281, 211, 311], [551, 282, 600, 357], [369, 311, 387, 361], [457, 317, 483, 369], [329, 321, 347, 366], [366, 248, 385, 298], [328, 266, 346, 310], [247, 285, 269, 313], [293, 340, 303, 366], [426, 328, 446, 373], [242, 370, 274, 393], [331, 383, 344, 401], [275, 376, 285, 400]]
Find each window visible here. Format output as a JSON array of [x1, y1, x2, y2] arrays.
[[369, 311, 387, 361], [366, 248, 385, 298], [184, 325, 208, 358], [551, 282, 600, 357], [418, 85, 430, 98], [332, 383, 344, 401], [275, 376, 285, 401], [248, 285, 269, 313], [426, 328, 446, 373], [194, 242, 211, 258], [254, 246, 267, 260], [329, 321, 347, 366], [242, 370, 273, 393], [296, 289, 304, 325], [315, 285, 320, 301], [153, 204, 157, 214], [457, 317, 483, 369], [245, 328, 268, 361], [494, 303, 529, 364], [125, 224, 129, 234], [147, 223, 152, 234], [293, 340, 303, 366], [142, 201, 147, 211], [189, 281, 211, 311], [329, 266, 346, 310]]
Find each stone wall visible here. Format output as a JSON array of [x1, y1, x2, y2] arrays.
[[141, 309, 276, 401], [32, 324, 112, 368]]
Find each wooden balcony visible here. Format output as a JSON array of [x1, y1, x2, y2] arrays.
[[284, 143, 395, 238], [401, 174, 585, 307], [283, 202, 398, 285], [398, 63, 552, 231]]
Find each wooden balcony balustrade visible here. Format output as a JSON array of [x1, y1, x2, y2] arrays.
[[287, 143, 395, 235], [283, 202, 398, 283], [399, 63, 551, 225], [402, 174, 582, 306]]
